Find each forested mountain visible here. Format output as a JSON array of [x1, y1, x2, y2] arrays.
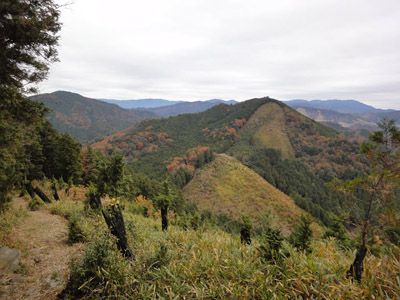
[[92, 97, 367, 224], [30, 91, 157, 144], [286, 99, 400, 131], [31, 91, 237, 143]]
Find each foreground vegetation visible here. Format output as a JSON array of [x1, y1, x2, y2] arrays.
[[46, 197, 399, 299]]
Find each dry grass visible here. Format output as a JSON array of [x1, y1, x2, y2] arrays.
[[3, 191, 398, 299], [63, 202, 400, 299], [242, 102, 295, 159], [183, 154, 311, 235]]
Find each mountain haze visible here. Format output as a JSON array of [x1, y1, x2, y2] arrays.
[[286, 99, 400, 131], [101, 98, 236, 112], [286, 99, 376, 114], [101, 98, 182, 109], [147, 99, 237, 117]]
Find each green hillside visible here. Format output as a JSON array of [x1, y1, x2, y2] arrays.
[[92, 97, 367, 225], [30, 91, 157, 144], [183, 154, 310, 235], [93, 97, 268, 174]]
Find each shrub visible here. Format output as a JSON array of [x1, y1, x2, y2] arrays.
[[289, 216, 312, 253], [147, 242, 170, 269], [61, 231, 132, 299], [323, 219, 353, 249], [68, 213, 85, 244], [28, 196, 44, 211], [259, 227, 285, 263], [48, 199, 83, 219], [240, 215, 252, 245], [385, 227, 400, 246]]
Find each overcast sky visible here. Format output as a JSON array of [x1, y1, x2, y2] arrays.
[[40, 0, 400, 109]]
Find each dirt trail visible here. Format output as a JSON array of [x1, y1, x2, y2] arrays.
[[0, 197, 82, 300]]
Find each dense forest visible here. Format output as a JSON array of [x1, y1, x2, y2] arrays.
[[1, 1, 399, 299]]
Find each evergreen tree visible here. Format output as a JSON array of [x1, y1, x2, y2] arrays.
[[0, 0, 60, 92], [289, 216, 312, 253], [154, 181, 175, 231], [0, 0, 61, 209], [337, 119, 400, 282], [259, 227, 284, 263]]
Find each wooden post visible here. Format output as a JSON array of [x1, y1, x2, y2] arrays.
[[102, 204, 134, 259], [88, 192, 102, 209], [347, 246, 367, 282], [32, 186, 52, 203], [161, 206, 168, 231], [240, 227, 251, 245], [52, 182, 60, 201], [25, 183, 36, 199]]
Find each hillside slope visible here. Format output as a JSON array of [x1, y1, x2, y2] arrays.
[[30, 91, 157, 144], [294, 107, 377, 130], [93, 97, 365, 179], [230, 101, 296, 159], [285, 99, 376, 114], [92, 97, 367, 225], [92, 98, 268, 174], [183, 154, 306, 234], [227, 101, 366, 178]]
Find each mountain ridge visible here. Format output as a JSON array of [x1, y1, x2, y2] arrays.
[[30, 91, 157, 144], [285, 99, 400, 131], [100, 98, 237, 110], [92, 97, 366, 224]]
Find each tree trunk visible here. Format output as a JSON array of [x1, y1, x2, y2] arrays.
[[347, 245, 367, 282], [161, 206, 168, 231], [102, 204, 134, 259], [52, 183, 60, 201], [33, 186, 52, 203], [25, 183, 35, 199], [240, 227, 251, 245], [347, 184, 376, 282], [88, 192, 102, 209]]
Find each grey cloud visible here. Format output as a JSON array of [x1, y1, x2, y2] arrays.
[[40, 0, 400, 109]]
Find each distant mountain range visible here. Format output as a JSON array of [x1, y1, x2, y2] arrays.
[[101, 98, 236, 110], [30, 91, 237, 143], [31, 91, 399, 144], [285, 99, 377, 114], [30, 91, 157, 144], [147, 99, 237, 117], [100, 98, 182, 109], [285, 99, 400, 131]]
